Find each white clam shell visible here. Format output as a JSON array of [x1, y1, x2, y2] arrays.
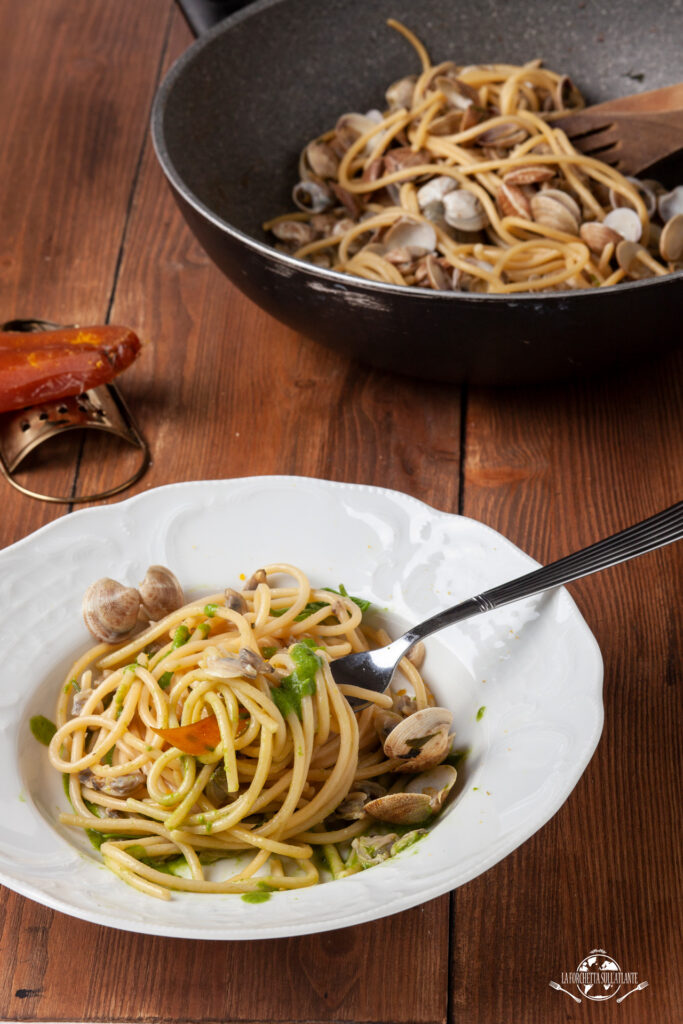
[[442, 189, 488, 231], [404, 764, 458, 806], [384, 705, 453, 770], [434, 74, 477, 111], [424, 254, 451, 291], [363, 791, 433, 825], [540, 188, 581, 222], [658, 185, 683, 223], [603, 207, 642, 243], [292, 180, 334, 214], [530, 192, 579, 235], [271, 220, 317, 245], [615, 240, 653, 278], [336, 111, 384, 155], [304, 140, 339, 180], [82, 578, 141, 644], [203, 654, 246, 678], [138, 565, 184, 621], [659, 213, 683, 262], [579, 221, 623, 254], [385, 74, 417, 110], [417, 175, 457, 209], [383, 217, 437, 256], [364, 763, 457, 824]]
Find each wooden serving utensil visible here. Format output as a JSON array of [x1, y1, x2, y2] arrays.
[[557, 83, 683, 174]]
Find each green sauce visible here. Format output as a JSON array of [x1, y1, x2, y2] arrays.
[[298, 636, 321, 650], [323, 584, 372, 612], [30, 715, 56, 746], [140, 854, 184, 875], [270, 642, 321, 719], [271, 602, 326, 621], [241, 891, 272, 904], [114, 676, 133, 718], [172, 624, 191, 648], [392, 829, 427, 855], [269, 585, 371, 622], [446, 747, 470, 770]]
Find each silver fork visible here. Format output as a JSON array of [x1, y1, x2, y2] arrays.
[[329, 501, 683, 701]]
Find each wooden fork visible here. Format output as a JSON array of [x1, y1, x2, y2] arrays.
[[557, 83, 683, 175]]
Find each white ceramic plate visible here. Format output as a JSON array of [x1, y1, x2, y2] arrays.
[[0, 477, 603, 938]]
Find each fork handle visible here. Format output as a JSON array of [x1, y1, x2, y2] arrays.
[[397, 502, 683, 649]]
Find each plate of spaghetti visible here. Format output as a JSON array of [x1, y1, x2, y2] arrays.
[[0, 477, 603, 937]]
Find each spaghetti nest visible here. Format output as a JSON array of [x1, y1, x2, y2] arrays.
[[264, 19, 675, 293], [48, 563, 438, 900]]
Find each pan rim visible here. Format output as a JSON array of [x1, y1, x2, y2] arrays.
[[151, 0, 683, 305]]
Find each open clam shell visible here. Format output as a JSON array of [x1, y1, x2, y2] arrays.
[[385, 74, 417, 110], [442, 189, 488, 231], [383, 705, 453, 771], [603, 207, 642, 243], [335, 781, 387, 820], [615, 240, 652, 278], [364, 764, 457, 824], [660, 214, 683, 263], [373, 708, 402, 744], [383, 217, 437, 255], [658, 185, 683, 223], [292, 180, 334, 214]]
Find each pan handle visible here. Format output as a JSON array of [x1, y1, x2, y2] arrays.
[[175, 0, 254, 36]]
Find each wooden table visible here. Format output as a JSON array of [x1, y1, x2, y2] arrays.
[[1, 2, 680, 1021]]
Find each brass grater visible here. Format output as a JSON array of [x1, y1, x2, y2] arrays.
[[0, 319, 150, 503]]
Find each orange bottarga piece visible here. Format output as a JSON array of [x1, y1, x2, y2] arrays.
[[152, 715, 223, 755], [0, 325, 142, 413], [151, 716, 246, 755]]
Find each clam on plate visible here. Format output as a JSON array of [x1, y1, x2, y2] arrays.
[[0, 477, 603, 939]]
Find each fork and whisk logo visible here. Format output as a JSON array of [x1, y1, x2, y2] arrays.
[[550, 949, 648, 1004]]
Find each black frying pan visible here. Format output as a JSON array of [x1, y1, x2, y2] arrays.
[[152, 0, 683, 385]]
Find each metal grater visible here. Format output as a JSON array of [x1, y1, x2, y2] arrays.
[[0, 319, 149, 503]]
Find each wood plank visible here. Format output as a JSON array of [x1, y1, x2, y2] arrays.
[[0, 7, 459, 1024], [73, 130, 463, 497], [451, 350, 683, 1023], [69, 14, 465, 509], [0, 897, 449, 1024], [0, 0, 173, 530]]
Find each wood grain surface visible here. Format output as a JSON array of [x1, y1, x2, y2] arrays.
[[0, 2, 680, 1023]]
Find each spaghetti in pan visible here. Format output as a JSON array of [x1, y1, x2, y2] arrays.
[[41, 564, 458, 901], [265, 20, 682, 292]]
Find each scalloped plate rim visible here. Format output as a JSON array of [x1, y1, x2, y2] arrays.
[[0, 475, 603, 938]]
